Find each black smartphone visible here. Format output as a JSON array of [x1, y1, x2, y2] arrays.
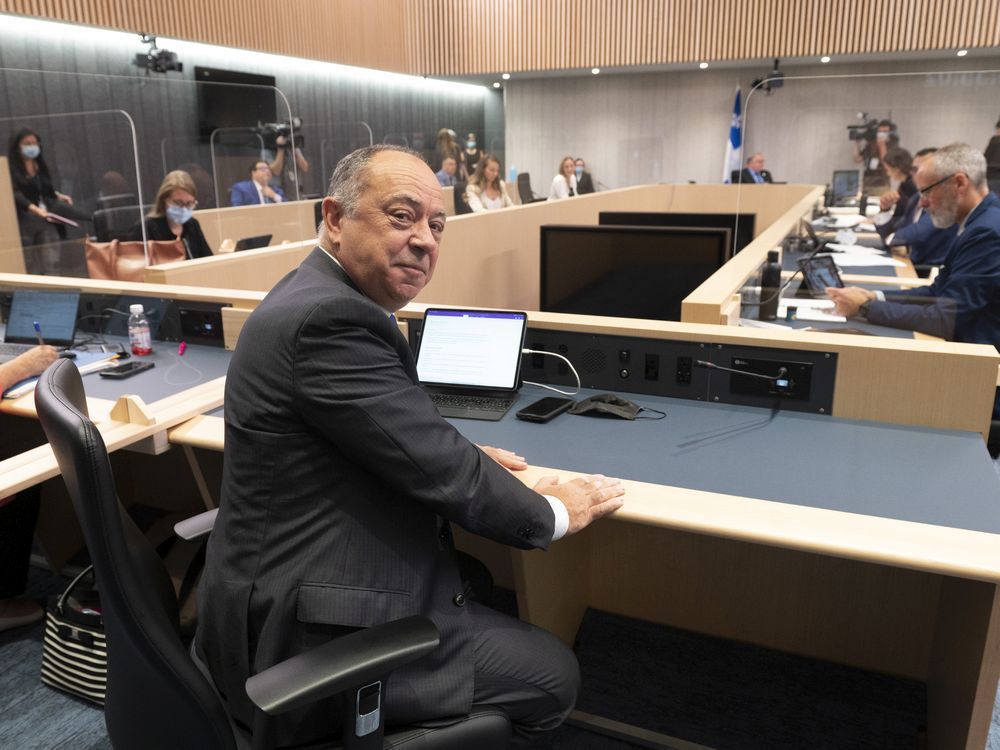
[[515, 396, 574, 423], [99, 361, 155, 379]]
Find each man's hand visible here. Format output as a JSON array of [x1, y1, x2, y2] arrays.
[[275, 135, 287, 147], [827, 286, 875, 317], [1, 345, 58, 393], [478, 444, 527, 471], [534, 474, 625, 536], [262, 185, 279, 202]]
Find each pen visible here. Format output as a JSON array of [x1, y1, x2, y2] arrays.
[[33, 321, 45, 346]]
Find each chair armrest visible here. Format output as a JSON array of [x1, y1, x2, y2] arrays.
[[246, 615, 439, 715], [173, 508, 218, 541]]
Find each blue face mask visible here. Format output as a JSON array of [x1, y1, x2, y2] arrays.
[[166, 205, 193, 225], [574, 166, 584, 177], [467, 140, 476, 149], [20, 144, 40, 159]]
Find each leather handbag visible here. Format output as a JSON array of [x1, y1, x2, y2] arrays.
[[85, 239, 186, 281], [40, 565, 106, 705]]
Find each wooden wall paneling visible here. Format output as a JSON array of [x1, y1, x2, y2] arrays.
[[0, 157, 26, 274]]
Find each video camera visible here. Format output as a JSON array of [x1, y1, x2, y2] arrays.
[[254, 117, 304, 150], [847, 112, 879, 142]]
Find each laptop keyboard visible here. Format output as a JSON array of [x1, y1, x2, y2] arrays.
[[428, 393, 513, 412], [0, 342, 36, 357]]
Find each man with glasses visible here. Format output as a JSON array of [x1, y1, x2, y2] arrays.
[[829, 143, 1000, 410], [229, 160, 285, 206]]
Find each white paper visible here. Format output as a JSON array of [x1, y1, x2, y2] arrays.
[[778, 305, 847, 323], [826, 254, 906, 268]]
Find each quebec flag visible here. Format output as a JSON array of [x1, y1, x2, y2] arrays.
[[722, 86, 742, 183]]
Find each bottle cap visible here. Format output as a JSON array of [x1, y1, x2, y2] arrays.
[[129, 304, 144, 314], [767, 250, 780, 262]]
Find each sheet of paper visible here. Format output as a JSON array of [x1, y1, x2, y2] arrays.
[[827, 254, 906, 268], [778, 305, 847, 323]]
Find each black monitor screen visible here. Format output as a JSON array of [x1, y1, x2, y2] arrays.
[[599, 211, 755, 256], [540, 225, 728, 322], [195, 67, 278, 139]]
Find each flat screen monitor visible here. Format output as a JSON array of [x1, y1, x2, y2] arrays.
[[832, 170, 860, 201], [195, 67, 277, 139], [540, 225, 729, 322], [599, 211, 755, 256]]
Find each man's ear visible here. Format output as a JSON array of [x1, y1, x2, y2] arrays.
[[322, 196, 344, 244]]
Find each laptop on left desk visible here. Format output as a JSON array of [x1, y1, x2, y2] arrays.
[[0, 290, 80, 363]]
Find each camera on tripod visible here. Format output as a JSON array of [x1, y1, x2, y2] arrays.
[[254, 117, 304, 150]]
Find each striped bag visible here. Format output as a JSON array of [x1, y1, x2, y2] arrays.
[[40, 566, 106, 704]]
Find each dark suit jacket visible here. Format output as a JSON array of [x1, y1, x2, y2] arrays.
[[576, 171, 595, 194], [734, 168, 773, 184], [867, 191, 1000, 347], [197, 248, 555, 745], [229, 179, 285, 206]]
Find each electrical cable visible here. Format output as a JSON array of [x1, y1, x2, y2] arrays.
[[521, 348, 581, 395]]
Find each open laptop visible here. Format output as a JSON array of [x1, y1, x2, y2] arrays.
[[233, 234, 273, 252], [416, 308, 528, 421], [0, 290, 80, 362], [832, 170, 860, 205]]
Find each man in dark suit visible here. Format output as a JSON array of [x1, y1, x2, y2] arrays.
[[229, 160, 286, 206], [736, 152, 773, 184], [197, 145, 625, 747], [828, 143, 1000, 415], [574, 158, 595, 194]]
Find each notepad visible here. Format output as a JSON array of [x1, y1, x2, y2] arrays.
[[3, 351, 118, 399]]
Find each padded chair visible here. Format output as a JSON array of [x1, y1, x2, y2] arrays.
[[516, 173, 545, 204], [92, 205, 144, 242], [34, 359, 511, 750]]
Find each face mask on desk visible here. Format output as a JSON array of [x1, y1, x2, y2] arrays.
[[20, 144, 40, 159], [166, 206, 193, 225]]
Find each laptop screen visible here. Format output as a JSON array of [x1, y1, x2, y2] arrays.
[[5, 290, 80, 346], [416, 309, 527, 390], [832, 170, 859, 199]]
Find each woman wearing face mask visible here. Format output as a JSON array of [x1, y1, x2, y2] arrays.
[[548, 155, 578, 200], [463, 133, 483, 176], [464, 154, 514, 212], [854, 119, 899, 195], [129, 170, 213, 259], [7, 128, 76, 255]]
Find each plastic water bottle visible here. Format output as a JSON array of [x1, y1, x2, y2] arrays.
[[508, 165, 517, 184], [128, 304, 152, 355]]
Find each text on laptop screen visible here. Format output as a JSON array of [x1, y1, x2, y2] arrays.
[[6, 291, 80, 345], [417, 310, 526, 389]]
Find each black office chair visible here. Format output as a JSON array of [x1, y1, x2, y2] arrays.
[[92, 205, 144, 242], [516, 173, 545, 204], [730, 169, 744, 184], [34, 359, 511, 750], [97, 193, 140, 212]]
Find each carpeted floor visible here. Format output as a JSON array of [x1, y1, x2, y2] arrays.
[[3, 562, 1000, 749]]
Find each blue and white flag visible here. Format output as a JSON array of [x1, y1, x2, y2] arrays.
[[722, 85, 742, 183]]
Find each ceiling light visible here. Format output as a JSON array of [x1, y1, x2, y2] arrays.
[[591, 68, 600, 75], [820, 56, 831, 63], [957, 49, 968, 57], [699, 62, 709, 70], [492, 81, 501, 88], [501, 73, 510, 80]]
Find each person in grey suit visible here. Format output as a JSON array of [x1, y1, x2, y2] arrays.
[[196, 145, 625, 747]]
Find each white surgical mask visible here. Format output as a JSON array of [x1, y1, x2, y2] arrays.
[[166, 206, 193, 225], [876, 131, 890, 141], [20, 144, 40, 159], [467, 140, 476, 149]]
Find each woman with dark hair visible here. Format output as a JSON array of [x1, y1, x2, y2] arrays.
[[128, 169, 213, 259], [433, 128, 466, 179], [874, 147, 917, 241], [7, 128, 75, 251]]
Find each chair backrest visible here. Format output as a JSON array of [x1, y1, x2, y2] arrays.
[[35, 360, 236, 750], [730, 169, 744, 184], [97, 193, 140, 212], [516, 172, 535, 203], [92, 205, 143, 242], [85, 239, 187, 280]]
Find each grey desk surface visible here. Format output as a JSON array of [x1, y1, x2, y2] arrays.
[[76, 343, 1000, 538], [79, 338, 231, 403], [451, 385, 1000, 536]]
